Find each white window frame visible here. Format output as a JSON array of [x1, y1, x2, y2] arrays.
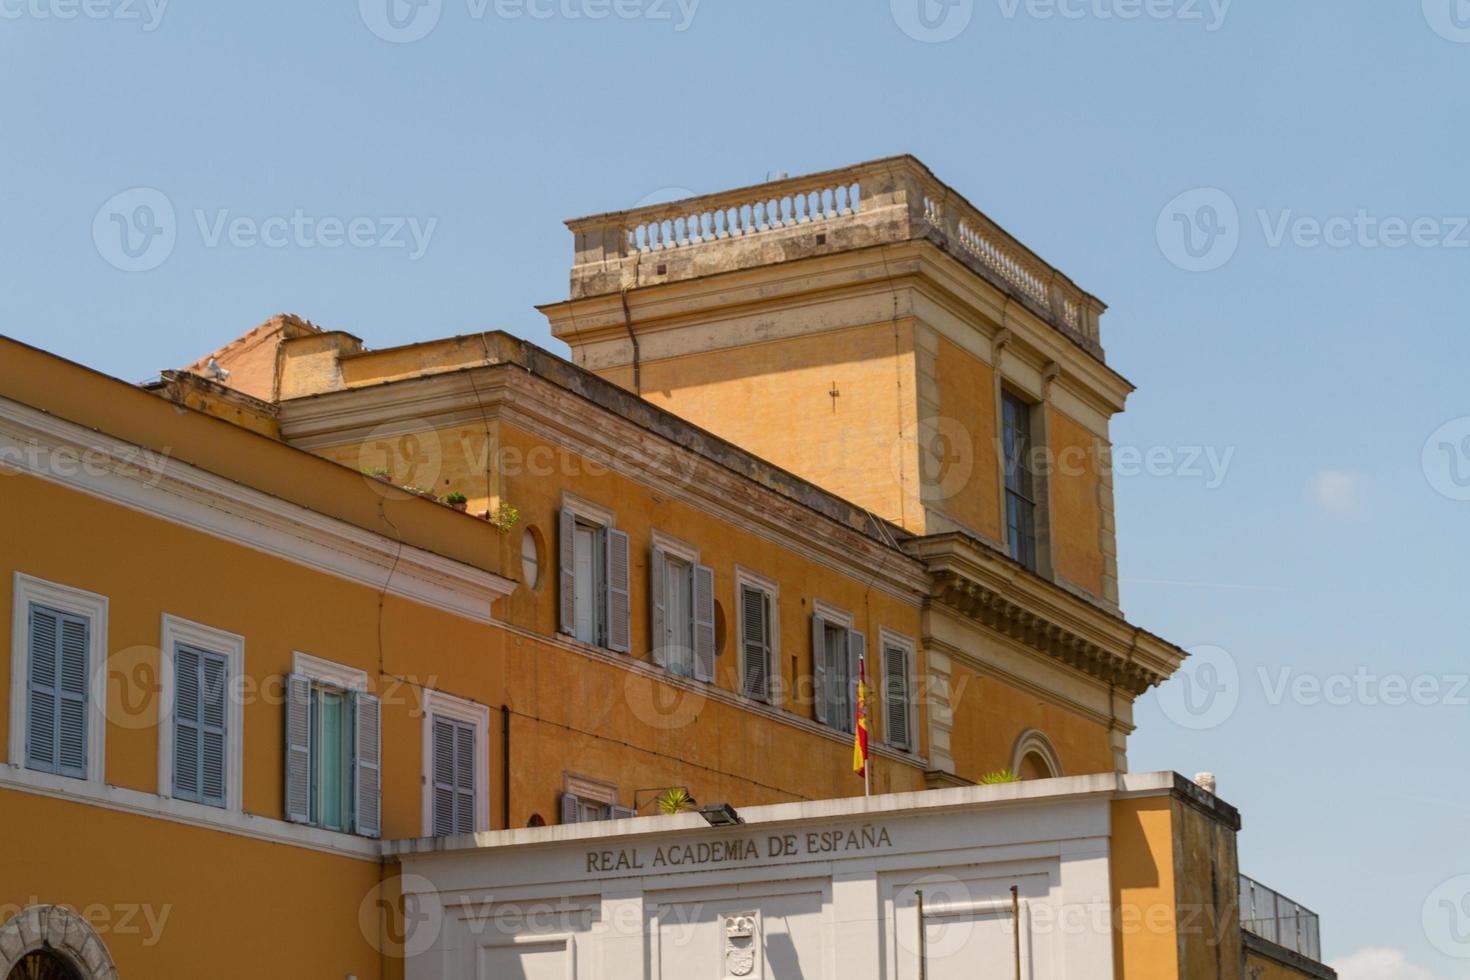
[[8, 573, 108, 785], [878, 627, 917, 753], [651, 529, 701, 675], [563, 493, 616, 648], [158, 614, 246, 811], [290, 651, 370, 833], [812, 599, 856, 733], [420, 688, 490, 836], [734, 566, 781, 707]]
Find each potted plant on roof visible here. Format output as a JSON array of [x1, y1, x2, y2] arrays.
[[445, 491, 468, 513]]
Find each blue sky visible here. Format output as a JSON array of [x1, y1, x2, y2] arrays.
[[3, 0, 1467, 974]]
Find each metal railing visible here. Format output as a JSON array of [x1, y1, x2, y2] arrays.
[[1239, 873, 1322, 961]]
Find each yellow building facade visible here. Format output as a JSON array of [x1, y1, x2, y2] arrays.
[[0, 158, 1331, 979]]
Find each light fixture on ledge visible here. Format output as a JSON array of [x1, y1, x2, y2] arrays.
[[698, 802, 743, 827]]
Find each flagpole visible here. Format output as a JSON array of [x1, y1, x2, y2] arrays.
[[862, 654, 871, 797]]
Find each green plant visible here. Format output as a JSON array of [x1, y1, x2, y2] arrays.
[[979, 769, 1020, 785], [403, 485, 436, 501], [487, 503, 520, 533], [444, 491, 468, 506], [656, 787, 694, 815]]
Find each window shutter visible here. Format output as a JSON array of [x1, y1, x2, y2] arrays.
[[199, 650, 228, 807], [608, 804, 637, 820], [284, 673, 312, 823], [353, 692, 382, 838], [560, 791, 581, 825], [432, 716, 455, 836], [172, 646, 201, 800], [558, 508, 576, 635], [884, 645, 911, 751], [649, 546, 666, 667], [847, 628, 866, 735], [56, 613, 89, 779], [693, 564, 716, 683], [453, 720, 476, 834], [25, 605, 60, 774], [810, 615, 827, 725], [741, 587, 770, 701], [606, 528, 631, 654]]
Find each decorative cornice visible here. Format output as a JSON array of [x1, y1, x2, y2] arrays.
[[0, 396, 515, 624], [278, 362, 932, 606], [906, 533, 1184, 696]]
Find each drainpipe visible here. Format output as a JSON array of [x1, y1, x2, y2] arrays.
[[501, 704, 511, 829], [620, 287, 642, 396]]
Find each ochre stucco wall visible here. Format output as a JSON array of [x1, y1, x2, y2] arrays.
[[1047, 408, 1105, 597], [932, 336, 1002, 542], [598, 320, 923, 532], [1112, 797, 1180, 980], [943, 660, 1115, 781], [0, 790, 383, 979]]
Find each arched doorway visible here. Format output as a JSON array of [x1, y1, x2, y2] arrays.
[[0, 907, 117, 980], [6, 950, 83, 980]]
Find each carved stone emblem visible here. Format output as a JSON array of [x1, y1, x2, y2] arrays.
[[722, 911, 760, 979]]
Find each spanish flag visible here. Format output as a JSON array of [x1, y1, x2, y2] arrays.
[[852, 656, 869, 777]]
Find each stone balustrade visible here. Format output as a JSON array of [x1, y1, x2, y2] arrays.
[[563, 156, 1106, 360]]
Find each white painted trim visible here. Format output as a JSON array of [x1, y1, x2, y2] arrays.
[[157, 614, 246, 812], [560, 491, 615, 530], [877, 627, 918, 754], [420, 689, 491, 836], [0, 395, 515, 625], [8, 573, 108, 785], [0, 762, 380, 861], [733, 566, 781, 708], [649, 528, 699, 565], [812, 598, 853, 629], [292, 651, 370, 691]]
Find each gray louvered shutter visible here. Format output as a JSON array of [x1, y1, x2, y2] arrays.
[[608, 804, 636, 820], [847, 629, 865, 735], [284, 673, 312, 823], [741, 587, 769, 701], [884, 645, 911, 750], [811, 615, 827, 725], [25, 605, 61, 774], [558, 508, 576, 635], [353, 692, 382, 837], [649, 546, 666, 666], [453, 720, 476, 834], [173, 647, 199, 798], [560, 791, 581, 825], [432, 716, 455, 836], [693, 564, 716, 682], [56, 612, 89, 779], [199, 650, 228, 807], [606, 528, 631, 653]]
